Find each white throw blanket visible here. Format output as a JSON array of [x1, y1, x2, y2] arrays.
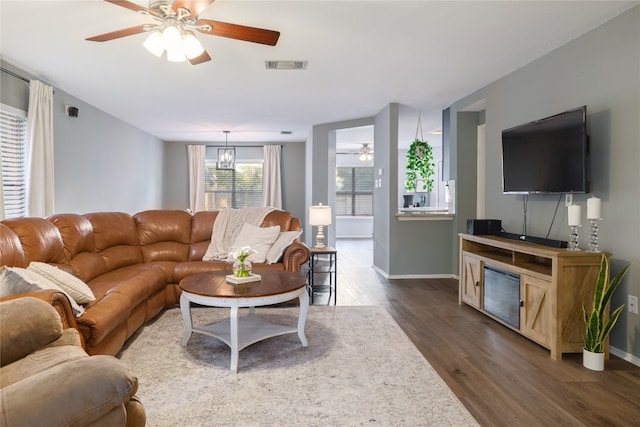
[[202, 207, 276, 261]]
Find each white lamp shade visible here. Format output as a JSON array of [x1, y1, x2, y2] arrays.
[[166, 45, 186, 62], [182, 32, 205, 59], [143, 31, 164, 57], [161, 25, 182, 50], [309, 204, 332, 226]]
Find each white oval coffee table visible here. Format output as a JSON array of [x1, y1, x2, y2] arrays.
[[179, 270, 309, 373]]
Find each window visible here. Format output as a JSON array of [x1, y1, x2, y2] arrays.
[[204, 147, 263, 209], [336, 166, 373, 216], [0, 105, 27, 219]]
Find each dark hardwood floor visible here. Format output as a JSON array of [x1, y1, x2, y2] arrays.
[[310, 238, 640, 427]]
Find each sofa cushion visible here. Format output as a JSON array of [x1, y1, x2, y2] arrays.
[[0, 355, 137, 427], [173, 260, 229, 284], [85, 212, 143, 271], [228, 223, 280, 263], [135, 210, 192, 263], [0, 297, 63, 366], [27, 262, 96, 305], [88, 265, 167, 309], [47, 214, 95, 260], [0, 224, 26, 268], [1, 218, 65, 264], [0, 330, 86, 388], [266, 230, 303, 264], [0, 267, 85, 317]]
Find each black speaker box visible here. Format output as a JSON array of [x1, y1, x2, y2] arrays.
[[466, 219, 502, 235]]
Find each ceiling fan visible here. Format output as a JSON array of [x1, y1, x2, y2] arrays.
[[86, 0, 280, 65]]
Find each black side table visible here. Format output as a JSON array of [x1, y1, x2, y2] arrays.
[[307, 247, 337, 305]]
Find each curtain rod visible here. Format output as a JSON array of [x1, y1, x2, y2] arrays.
[[1, 67, 56, 94], [0, 67, 29, 84]]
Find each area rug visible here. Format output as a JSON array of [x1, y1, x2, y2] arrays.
[[118, 306, 478, 426]]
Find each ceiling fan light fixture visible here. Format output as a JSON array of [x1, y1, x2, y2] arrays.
[[358, 143, 373, 161], [143, 31, 164, 57], [182, 32, 205, 60], [161, 25, 182, 50], [166, 45, 187, 62]]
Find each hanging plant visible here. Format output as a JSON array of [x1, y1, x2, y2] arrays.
[[404, 115, 435, 192]]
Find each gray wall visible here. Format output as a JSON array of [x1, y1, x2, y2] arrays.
[[1, 60, 306, 219], [372, 104, 395, 274], [306, 116, 373, 248], [162, 140, 306, 223], [1, 60, 164, 214], [447, 6, 640, 359]]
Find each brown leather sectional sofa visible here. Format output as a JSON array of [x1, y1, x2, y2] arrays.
[[0, 209, 308, 356]]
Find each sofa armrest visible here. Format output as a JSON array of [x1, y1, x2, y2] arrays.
[[282, 242, 309, 273], [0, 297, 67, 366], [0, 355, 140, 427], [1, 289, 79, 330], [1, 289, 84, 349]]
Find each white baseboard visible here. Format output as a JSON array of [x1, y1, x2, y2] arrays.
[[609, 346, 640, 367], [387, 274, 458, 279]]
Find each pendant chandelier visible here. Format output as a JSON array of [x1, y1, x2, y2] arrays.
[[217, 131, 235, 170]]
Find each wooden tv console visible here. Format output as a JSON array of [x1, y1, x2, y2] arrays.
[[458, 233, 603, 360]]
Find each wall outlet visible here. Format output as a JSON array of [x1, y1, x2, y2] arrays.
[[629, 295, 639, 315]]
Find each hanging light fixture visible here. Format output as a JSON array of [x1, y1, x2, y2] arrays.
[[358, 143, 373, 161], [217, 131, 236, 170], [142, 23, 205, 63]]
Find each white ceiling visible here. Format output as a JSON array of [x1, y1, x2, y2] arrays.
[[1, 0, 637, 151]]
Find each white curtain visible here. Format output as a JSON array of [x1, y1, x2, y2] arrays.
[[26, 80, 55, 217], [262, 145, 282, 209], [187, 144, 206, 213]]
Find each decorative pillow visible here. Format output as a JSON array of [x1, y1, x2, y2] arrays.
[[228, 224, 281, 263], [0, 266, 85, 317], [265, 230, 302, 264], [27, 262, 95, 304]]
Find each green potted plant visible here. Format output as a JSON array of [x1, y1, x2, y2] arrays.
[[582, 254, 630, 371], [403, 139, 435, 207]]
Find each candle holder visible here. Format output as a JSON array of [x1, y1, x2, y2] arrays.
[[587, 218, 602, 253], [568, 225, 581, 251]]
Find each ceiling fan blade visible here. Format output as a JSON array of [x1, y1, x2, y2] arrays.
[[195, 19, 280, 46], [173, 0, 215, 18], [104, 0, 150, 14], [189, 50, 212, 65], [86, 25, 148, 42]]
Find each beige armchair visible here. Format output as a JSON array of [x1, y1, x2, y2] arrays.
[[0, 296, 145, 427]]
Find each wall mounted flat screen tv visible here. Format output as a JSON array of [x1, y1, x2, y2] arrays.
[[502, 106, 590, 194]]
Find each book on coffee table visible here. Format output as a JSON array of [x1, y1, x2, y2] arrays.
[[225, 273, 261, 284]]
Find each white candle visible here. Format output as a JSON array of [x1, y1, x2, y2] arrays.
[[568, 204, 581, 226], [587, 196, 601, 220]]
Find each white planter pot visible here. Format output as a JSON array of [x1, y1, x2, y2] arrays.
[[583, 349, 605, 371]]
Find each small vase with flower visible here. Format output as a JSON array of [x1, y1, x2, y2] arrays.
[[231, 246, 257, 278]]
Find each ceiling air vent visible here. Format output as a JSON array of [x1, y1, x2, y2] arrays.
[[265, 61, 308, 70]]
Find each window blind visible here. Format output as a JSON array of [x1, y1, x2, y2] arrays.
[[204, 146, 263, 209], [336, 166, 373, 216], [0, 107, 27, 219]]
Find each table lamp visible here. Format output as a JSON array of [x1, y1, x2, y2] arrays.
[[308, 203, 332, 248]]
